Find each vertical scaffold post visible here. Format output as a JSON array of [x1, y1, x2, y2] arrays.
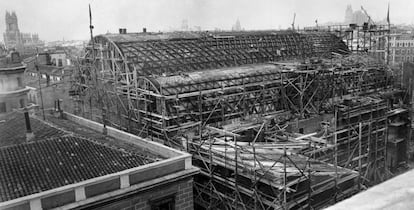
[[334, 105, 338, 201], [358, 122, 362, 190], [208, 132, 213, 210], [283, 145, 287, 210], [253, 141, 257, 210], [308, 141, 312, 209], [234, 134, 239, 208]]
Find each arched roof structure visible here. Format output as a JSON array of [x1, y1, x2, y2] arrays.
[[91, 31, 348, 77]]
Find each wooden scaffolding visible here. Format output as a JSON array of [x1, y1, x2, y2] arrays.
[[70, 30, 407, 209]]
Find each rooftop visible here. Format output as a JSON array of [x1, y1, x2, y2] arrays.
[[327, 169, 414, 210], [0, 112, 66, 147], [0, 111, 166, 203], [0, 136, 154, 202], [0, 51, 25, 70], [92, 30, 348, 77]]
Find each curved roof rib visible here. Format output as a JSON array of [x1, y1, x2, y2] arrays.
[[94, 31, 348, 77]]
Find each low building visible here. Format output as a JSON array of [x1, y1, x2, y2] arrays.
[[37, 49, 70, 67], [23, 49, 74, 112], [0, 51, 29, 115], [0, 111, 199, 210]]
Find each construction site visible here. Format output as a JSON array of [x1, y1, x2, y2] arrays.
[[70, 25, 411, 209]]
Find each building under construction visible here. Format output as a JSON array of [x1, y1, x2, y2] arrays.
[[70, 29, 411, 209]]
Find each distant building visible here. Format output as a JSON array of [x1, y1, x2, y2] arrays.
[[50, 50, 68, 67], [353, 10, 368, 26], [343, 5, 368, 25], [232, 19, 242, 31], [3, 11, 21, 48], [344, 5, 353, 24], [181, 19, 189, 31], [389, 34, 414, 65], [23, 49, 73, 111], [3, 11, 43, 52], [0, 51, 29, 115]]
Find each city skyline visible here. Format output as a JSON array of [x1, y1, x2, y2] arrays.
[[0, 0, 412, 42]]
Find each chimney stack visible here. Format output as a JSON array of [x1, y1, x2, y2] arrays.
[[143, 27, 147, 33], [119, 28, 127, 34], [24, 111, 34, 141]]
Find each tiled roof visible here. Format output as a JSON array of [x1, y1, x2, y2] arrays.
[[0, 112, 66, 147], [0, 136, 152, 202]]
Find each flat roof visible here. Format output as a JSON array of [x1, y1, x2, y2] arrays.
[[327, 169, 414, 210]]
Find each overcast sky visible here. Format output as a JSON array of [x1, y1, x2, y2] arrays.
[[0, 0, 413, 42]]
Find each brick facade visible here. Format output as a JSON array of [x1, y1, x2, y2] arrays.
[[85, 177, 194, 210]]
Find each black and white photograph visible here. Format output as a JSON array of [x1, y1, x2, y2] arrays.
[[0, 0, 413, 209]]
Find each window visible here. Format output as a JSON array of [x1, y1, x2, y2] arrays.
[[58, 59, 63, 67], [19, 99, 25, 108], [0, 102, 6, 113], [151, 195, 175, 210], [17, 77, 22, 87]]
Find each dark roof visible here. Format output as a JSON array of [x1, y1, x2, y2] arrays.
[[0, 112, 164, 202], [93, 31, 348, 77], [0, 112, 66, 147], [0, 136, 153, 202], [147, 63, 284, 96]]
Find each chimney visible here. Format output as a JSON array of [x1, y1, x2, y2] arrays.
[[118, 28, 127, 34], [58, 99, 63, 118], [143, 27, 147, 33], [11, 51, 21, 63], [24, 111, 34, 141]]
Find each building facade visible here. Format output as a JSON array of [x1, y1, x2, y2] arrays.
[[0, 51, 29, 115], [3, 11, 21, 49], [343, 5, 368, 26], [389, 34, 414, 65], [3, 11, 42, 51]]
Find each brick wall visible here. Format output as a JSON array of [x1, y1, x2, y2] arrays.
[[85, 177, 194, 210]]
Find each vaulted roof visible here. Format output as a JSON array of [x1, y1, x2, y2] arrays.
[[93, 31, 348, 76]]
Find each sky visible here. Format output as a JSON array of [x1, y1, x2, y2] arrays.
[[0, 0, 413, 42]]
